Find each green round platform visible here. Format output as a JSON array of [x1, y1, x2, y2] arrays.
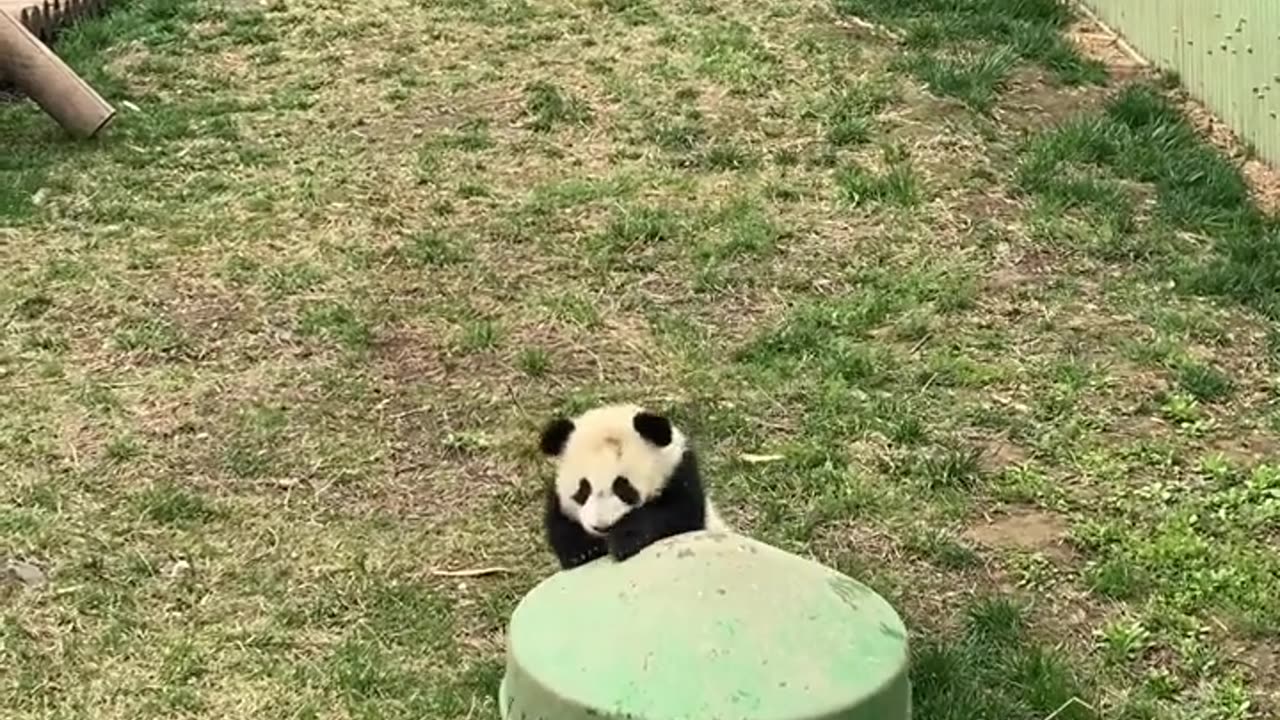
[[500, 530, 911, 720]]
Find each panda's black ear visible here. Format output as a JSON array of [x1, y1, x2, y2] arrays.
[[633, 411, 673, 447], [539, 417, 575, 457]]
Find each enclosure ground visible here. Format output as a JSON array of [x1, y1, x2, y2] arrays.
[[3, 0, 1279, 718]]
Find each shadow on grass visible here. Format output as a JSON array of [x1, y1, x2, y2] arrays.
[[1019, 83, 1280, 321], [834, 0, 1107, 111]]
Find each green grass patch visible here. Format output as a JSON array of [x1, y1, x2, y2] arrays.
[[458, 317, 503, 352], [648, 113, 709, 155], [695, 20, 779, 94], [523, 81, 592, 132], [594, 0, 659, 24], [401, 230, 471, 266], [224, 403, 289, 478], [591, 204, 686, 267], [836, 0, 1106, 110], [298, 302, 375, 351], [1173, 360, 1234, 403], [903, 527, 979, 569], [835, 149, 922, 207], [696, 197, 783, 262], [1074, 460, 1280, 635], [821, 82, 894, 146], [1020, 84, 1280, 319], [113, 315, 193, 359], [517, 347, 550, 375], [899, 47, 1017, 113], [912, 596, 1095, 719], [134, 482, 222, 526]]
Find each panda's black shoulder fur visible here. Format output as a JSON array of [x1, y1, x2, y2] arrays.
[[543, 480, 606, 569], [544, 448, 707, 569], [606, 447, 705, 563]]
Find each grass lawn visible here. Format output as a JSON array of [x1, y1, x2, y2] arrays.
[[3, 0, 1280, 717]]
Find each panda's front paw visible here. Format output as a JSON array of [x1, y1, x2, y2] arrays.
[[606, 526, 650, 562], [565, 542, 608, 569]]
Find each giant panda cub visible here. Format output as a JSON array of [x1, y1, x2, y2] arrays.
[[538, 403, 725, 570]]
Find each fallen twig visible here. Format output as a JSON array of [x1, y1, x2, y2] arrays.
[[430, 566, 513, 577], [1042, 697, 1096, 720], [739, 453, 785, 464], [835, 15, 901, 41]]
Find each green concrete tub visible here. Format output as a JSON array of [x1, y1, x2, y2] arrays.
[[500, 530, 910, 720]]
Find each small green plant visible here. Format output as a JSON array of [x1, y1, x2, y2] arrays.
[[903, 48, 1017, 112], [518, 347, 550, 376], [993, 466, 1057, 504], [1085, 556, 1148, 601], [823, 83, 891, 146], [598, 206, 683, 252], [1096, 617, 1152, 666], [1174, 360, 1233, 403], [595, 0, 658, 24], [883, 408, 927, 445], [403, 230, 469, 266], [913, 443, 984, 491], [1266, 328, 1280, 369], [1158, 391, 1205, 428], [135, 483, 221, 526], [106, 436, 143, 462], [460, 318, 501, 352], [524, 81, 592, 132], [264, 262, 325, 296], [113, 315, 192, 358], [1010, 551, 1056, 591], [648, 115, 707, 155], [224, 404, 289, 478], [298, 302, 373, 351], [544, 293, 601, 328], [835, 147, 922, 207], [903, 527, 978, 569], [699, 143, 760, 172], [440, 118, 494, 151], [695, 21, 778, 93], [456, 182, 491, 199], [698, 197, 780, 261]]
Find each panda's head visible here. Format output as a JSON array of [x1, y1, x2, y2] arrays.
[[539, 403, 685, 537]]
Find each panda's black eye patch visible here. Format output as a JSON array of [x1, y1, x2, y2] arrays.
[[571, 479, 590, 505], [612, 476, 640, 505]]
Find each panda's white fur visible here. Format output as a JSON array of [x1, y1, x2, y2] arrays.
[[539, 402, 725, 568], [553, 403, 722, 534]]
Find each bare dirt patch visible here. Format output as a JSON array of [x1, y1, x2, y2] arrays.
[[976, 437, 1030, 473], [996, 66, 1115, 133], [964, 507, 1072, 559], [1209, 433, 1280, 467]]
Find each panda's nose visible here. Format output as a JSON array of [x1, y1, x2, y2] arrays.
[[589, 522, 611, 534]]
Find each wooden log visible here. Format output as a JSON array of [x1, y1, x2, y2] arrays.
[[0, 7, 114, 138]]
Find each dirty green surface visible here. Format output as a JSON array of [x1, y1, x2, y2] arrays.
[[502, 531, 910, 720]]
